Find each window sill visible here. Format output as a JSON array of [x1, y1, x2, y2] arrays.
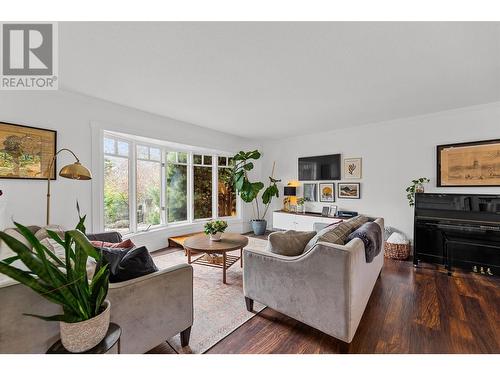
[[122, 217, 243, 239]]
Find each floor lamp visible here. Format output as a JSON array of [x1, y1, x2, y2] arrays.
[[46, 148, 92, 225]]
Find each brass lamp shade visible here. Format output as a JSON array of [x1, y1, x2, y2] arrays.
[[59, 162, 92, 180]]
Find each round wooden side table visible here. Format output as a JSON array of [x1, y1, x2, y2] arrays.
[[46, 323, 122, 354]]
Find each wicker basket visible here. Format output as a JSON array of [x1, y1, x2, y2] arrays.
[[384, 242, 410, 260]]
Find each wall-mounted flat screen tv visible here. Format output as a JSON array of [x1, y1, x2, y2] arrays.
[[298, 154, 341, 181]]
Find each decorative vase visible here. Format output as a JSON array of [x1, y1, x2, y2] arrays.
[[415, 183, 425, 193], [251, 219, 267, 236], [59, 300, 110, 353], [209, 232, 222, 241]]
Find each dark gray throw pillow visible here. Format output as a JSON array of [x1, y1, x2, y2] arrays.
[[99, 246, 158, 283]]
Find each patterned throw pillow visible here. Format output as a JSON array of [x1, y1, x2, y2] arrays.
[[90, 239, 135, 249], [317, 222, 352, 244], [35, 226, 66, 262], [304, 221, 353, 251], [344, 215, 369, 232]]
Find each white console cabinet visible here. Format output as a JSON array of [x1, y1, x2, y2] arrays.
[[272, 210, 341, 231]]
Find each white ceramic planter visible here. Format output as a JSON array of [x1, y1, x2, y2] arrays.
[[209, 232, 222, 241], [59, 300, 110, 353]]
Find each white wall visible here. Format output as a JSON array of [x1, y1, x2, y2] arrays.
[[260, 102, 500, 239], [0, 90, 257, 250]]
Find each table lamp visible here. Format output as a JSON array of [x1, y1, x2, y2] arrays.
[[283, 186, 297, 212]]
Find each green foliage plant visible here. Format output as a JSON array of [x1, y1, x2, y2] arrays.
[[405, 177, 430, 206], [204, 220, 228, 235], [0, 206, 109, 323], [231, 150, 281, 221]]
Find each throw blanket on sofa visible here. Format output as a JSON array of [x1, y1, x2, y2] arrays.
[[346, 222, 382, 263]]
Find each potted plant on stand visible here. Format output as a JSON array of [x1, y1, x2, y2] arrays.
[[405, 177, 430, 206], [204, 220, 228, 241], [0, 214, 110, 353], [296, 197, 306, 214], [231, 150, 280, 236]]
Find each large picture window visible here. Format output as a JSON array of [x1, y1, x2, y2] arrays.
[[101, 132, 238, 234]]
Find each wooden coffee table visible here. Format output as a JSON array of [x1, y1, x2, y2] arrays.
[[183, 233, 249, 284]]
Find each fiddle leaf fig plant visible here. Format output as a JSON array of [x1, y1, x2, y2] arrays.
[[232, 150, 280, 220], [405, 177, 430, 206]]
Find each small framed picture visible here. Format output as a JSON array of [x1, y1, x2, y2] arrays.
[[329, 205, 338, 217], [343, 157, 362, 179], [338, 183, 361, 199], [303, 183, 317, 202], [319, 182, 335, 202], [321, 206, 330, 217]]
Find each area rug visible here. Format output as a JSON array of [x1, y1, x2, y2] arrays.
[[151, 236, 268, 354]]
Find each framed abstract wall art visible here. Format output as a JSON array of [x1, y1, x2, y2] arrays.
[[338, 183, 360, 199], [319, 182, 335, 202], [437, 139, 500, 187], [303, 183, 317, 202], [0, 122, 57, 180], [343, 157, 362, 179]]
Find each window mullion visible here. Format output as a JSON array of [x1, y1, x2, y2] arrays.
[[130, 141, 138, 233], [188, 152, 194, 223], [213, 155, 218, 219], [161, 149, 166, 226]]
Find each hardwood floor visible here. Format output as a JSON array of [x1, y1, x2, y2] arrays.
[[205, 259, 500, 354]]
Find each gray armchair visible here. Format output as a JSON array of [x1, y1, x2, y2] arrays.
[[243, 218, 384, 343], [0, 229, 194, 353]]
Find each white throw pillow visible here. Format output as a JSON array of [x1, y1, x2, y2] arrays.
[[0, 228, 33, 260]]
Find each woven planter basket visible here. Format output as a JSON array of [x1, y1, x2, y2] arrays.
[[384, 242, 410, 260]]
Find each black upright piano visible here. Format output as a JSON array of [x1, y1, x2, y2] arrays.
[[414, 193, 500, 276]]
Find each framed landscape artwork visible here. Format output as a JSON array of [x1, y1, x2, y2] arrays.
[[343, 157, 362, 179], [338, 183, 360, 199], [437, 139, 500, 187], [319, 182, 335, 202], [0, 122, 57, 180], [303, 183, 317, 202]]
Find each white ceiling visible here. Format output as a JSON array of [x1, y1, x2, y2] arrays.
[[59, 22, 500, 140]]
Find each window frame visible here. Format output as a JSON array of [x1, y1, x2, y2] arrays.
[[216, 156, 237, 219], [192, 153, 215, 222], [99, 130, 240, 235], [103, 134, 132, 235], [165, 150, 190, 225], [135, 143, 163, 231]]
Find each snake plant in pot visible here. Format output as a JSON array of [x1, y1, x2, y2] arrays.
[[0, 211, 110, 353], [231, 150, 280, 235]]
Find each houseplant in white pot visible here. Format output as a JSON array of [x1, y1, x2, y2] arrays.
[[0, 213, 110, 353], [231, 150, 280, 235], [204, 220, 228, 241]]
